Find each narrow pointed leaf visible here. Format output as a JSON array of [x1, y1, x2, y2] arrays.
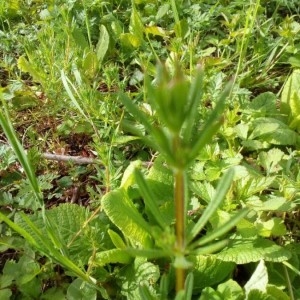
[[108, 230, 127, 249], [61, 71, 89, 121], [195, 208, 249, 247], [188, 82, 232, 162], [0, 99, 42, 204], [182, 69, 204, 142], [119, 92, 153, 132], [187, 168, 234, 243], [134, 169, 167, 228], [190, 239, 229, 255]]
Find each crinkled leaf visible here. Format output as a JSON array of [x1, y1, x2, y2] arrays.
[[215, 238, 291, 263], [249, 117, 298, 145], [102, 188, 152, 247], [94, 249, 133, 266], [189, 255, 235, 292], [249, 92, 277, 117], [119, 258, 160, 300]]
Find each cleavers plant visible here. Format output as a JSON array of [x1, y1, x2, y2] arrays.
[[118, 59, 249, 296]]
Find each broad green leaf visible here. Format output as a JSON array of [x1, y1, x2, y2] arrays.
[[199, 287, 223, 300], [258, 148, 284, 175], [256, 217, 286, 237], [96, 25, 109, 65], [251, 196, 296, 212], [125, 248, 170, 259], [0, 211, 95, 284], [121, 160, 142, 189], [281, 69, 300, 130], [120, 33, 141, 48], [17, 56, 46, 83], [94, 249, 132, 266], [266, 285, 290, 300], [244, 260, 268, 297], [215, 238, 291, 263], [247, 289, 269, 300], [234, 123, 249, 140], [0, 289, 12, 300], [129, 4, 144, 46], [189, 255, 235, 292], [67, 278, 97, 300], [102, 188, 152, 247], [249, 117, 298, 145], [187, 169, 234, 243], [156, 3, 170, 20], [144, 155, 174, 225], [248, 92, 277, 117], [120, 258, 160, 300], [217, 279, 244, 300], [145, 26, 167, 37]]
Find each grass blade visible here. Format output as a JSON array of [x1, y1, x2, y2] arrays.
[[0, 96, 42, 205]]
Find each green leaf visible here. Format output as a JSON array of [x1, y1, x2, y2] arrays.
[[121, 160, 142, 189], [94, 249, 133, 266], [217, 279, 244, 300], [17, 56, 46, 83], [266, 285, 290, 300], [67, 278, 97, 300], [194, 208, 249, 247], [0, 289, 12, 300], [244, 260, 268, 297], [216, 238, 291, 263], [258, 148, 284, 175], [102, 188, 152, 247], [184, 272, 194, 300], [96, 25, 110, 65], [129, 4, 144, 46], [256, 217, 286, 237], [119, 258, 160, 300], [189, 255, 235, 292], [281, 69, 300, 130], [187, 169, 234, 243], [108, 230, 127, 249], [134, 169, 167, 228], [248, 92, 277, 117], [249, 117, 298, 145], [0, 97, 42, 205], [188, 81, 232, 162], [199, 287, 223, 300]]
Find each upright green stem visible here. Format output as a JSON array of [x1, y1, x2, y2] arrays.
[[174, 168, 185, 292]]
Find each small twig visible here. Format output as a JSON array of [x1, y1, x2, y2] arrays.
[[42, 153, 97, 165]]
